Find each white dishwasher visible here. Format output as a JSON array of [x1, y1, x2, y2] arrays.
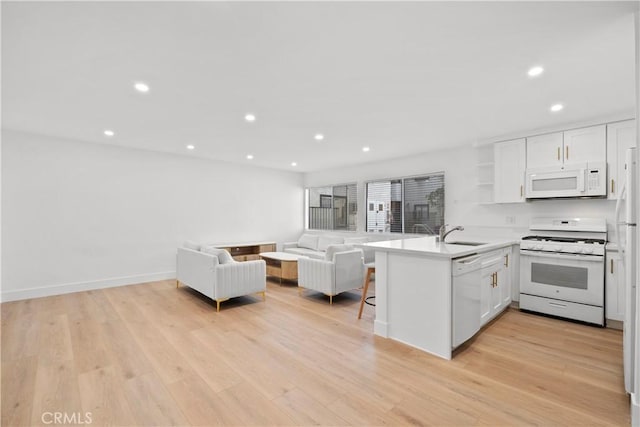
[[452, 253, 483, 348]]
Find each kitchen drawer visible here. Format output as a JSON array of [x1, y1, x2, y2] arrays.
[[520, 294, 604, 325]]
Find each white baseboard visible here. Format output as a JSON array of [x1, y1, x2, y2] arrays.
[[374, 319, 389, 337], [0, 271, 176, 302]]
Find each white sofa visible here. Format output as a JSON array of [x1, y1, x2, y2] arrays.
[[298, 244, 365, 304], [283, 234, 374, 263], [176, 243, 266, 312]]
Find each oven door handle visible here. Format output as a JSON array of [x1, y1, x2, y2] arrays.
[[519, 250, 603, 262]]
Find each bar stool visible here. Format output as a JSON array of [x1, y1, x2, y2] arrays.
[[357, 262, 376, 319]]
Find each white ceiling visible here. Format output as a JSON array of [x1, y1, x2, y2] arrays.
[[2, 1, 637, 172]]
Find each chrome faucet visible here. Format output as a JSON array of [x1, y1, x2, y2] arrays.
[[439, 224, 464, 242]]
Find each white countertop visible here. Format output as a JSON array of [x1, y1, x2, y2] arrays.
[[360, 236, 518, 259]]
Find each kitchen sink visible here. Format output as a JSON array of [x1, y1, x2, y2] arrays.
[[446, 241, 487, 246]]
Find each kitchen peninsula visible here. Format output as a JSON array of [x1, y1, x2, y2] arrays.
[[362, 236, 518, 360]]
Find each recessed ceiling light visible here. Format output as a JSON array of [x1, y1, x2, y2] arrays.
[[291, 162, 297, 167], [550, 103, 564, 112], [186, 144, 195, 150], [362, 146, 370, 152], [314, 134, 324, 141], [134, 82, 150, 93], [103, 130, 115, 137], [245, 114, 256, 122], [527, 66, 544, 77], [246, 154, 254, 160]]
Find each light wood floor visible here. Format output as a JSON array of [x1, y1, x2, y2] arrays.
[[2, 279, 630, 426]]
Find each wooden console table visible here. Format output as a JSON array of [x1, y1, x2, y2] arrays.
[[215, 242, 276, 262]]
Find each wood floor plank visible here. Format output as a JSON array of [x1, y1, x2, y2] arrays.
[[123, 372, 188, 426], [30, 359, 83, 427], [0, 279, 631, 426], [166, 374, 245, 426], [1, 312, 39, 362], [215, 381, 298, 426], [99, 319, 154, 381], [36, 314, 73, 364], [78, 365, 137, 426], [191, 326, 296, 400], [1, 356, 38, 427], [273, 388, 351, 426], [68, 318, 111, 373]]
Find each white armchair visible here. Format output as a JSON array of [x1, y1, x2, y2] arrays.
[[176, 247, 266, 312], [298, 245, 365, 304]]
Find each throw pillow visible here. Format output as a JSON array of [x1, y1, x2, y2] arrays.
[[325, 244, 355, 261], [297, 234, 319, 250], [317, 235, 345, 252], [201, 246, 236, 264]]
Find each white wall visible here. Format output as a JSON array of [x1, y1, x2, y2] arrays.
[[304, 144, 617, 241], [1, 130, 304, 301]]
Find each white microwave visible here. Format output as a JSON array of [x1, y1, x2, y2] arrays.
[[525, 162, 606, 199]]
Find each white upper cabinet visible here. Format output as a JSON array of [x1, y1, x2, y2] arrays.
[[494, 138, 526, 203], [526, 125, 606, 169], [563, 125, 606, 165], [607, 120, 637, 200], [526, 132, 563, 168]]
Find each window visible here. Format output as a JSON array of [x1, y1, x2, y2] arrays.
[[366, 173, 444, 234], [307, 184, 357, 231]]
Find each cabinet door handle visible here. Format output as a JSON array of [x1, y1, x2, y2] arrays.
[[611, 179, 615, 194], [557, 147, 560, 160], [611, 259, 614, 274], [504, 254, 509, 267], [566, 146, 569, 160]]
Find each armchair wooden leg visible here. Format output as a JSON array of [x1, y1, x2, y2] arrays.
[[329, 295, 333, 305], [260, 291, 266, 301], [176, 280, 180, 288]]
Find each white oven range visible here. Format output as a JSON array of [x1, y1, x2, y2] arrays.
[[519, 217, 606, 326]]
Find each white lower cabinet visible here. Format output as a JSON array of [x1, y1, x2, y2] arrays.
[[480, 247, 512, 326], [605, 250, 625, 323]]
